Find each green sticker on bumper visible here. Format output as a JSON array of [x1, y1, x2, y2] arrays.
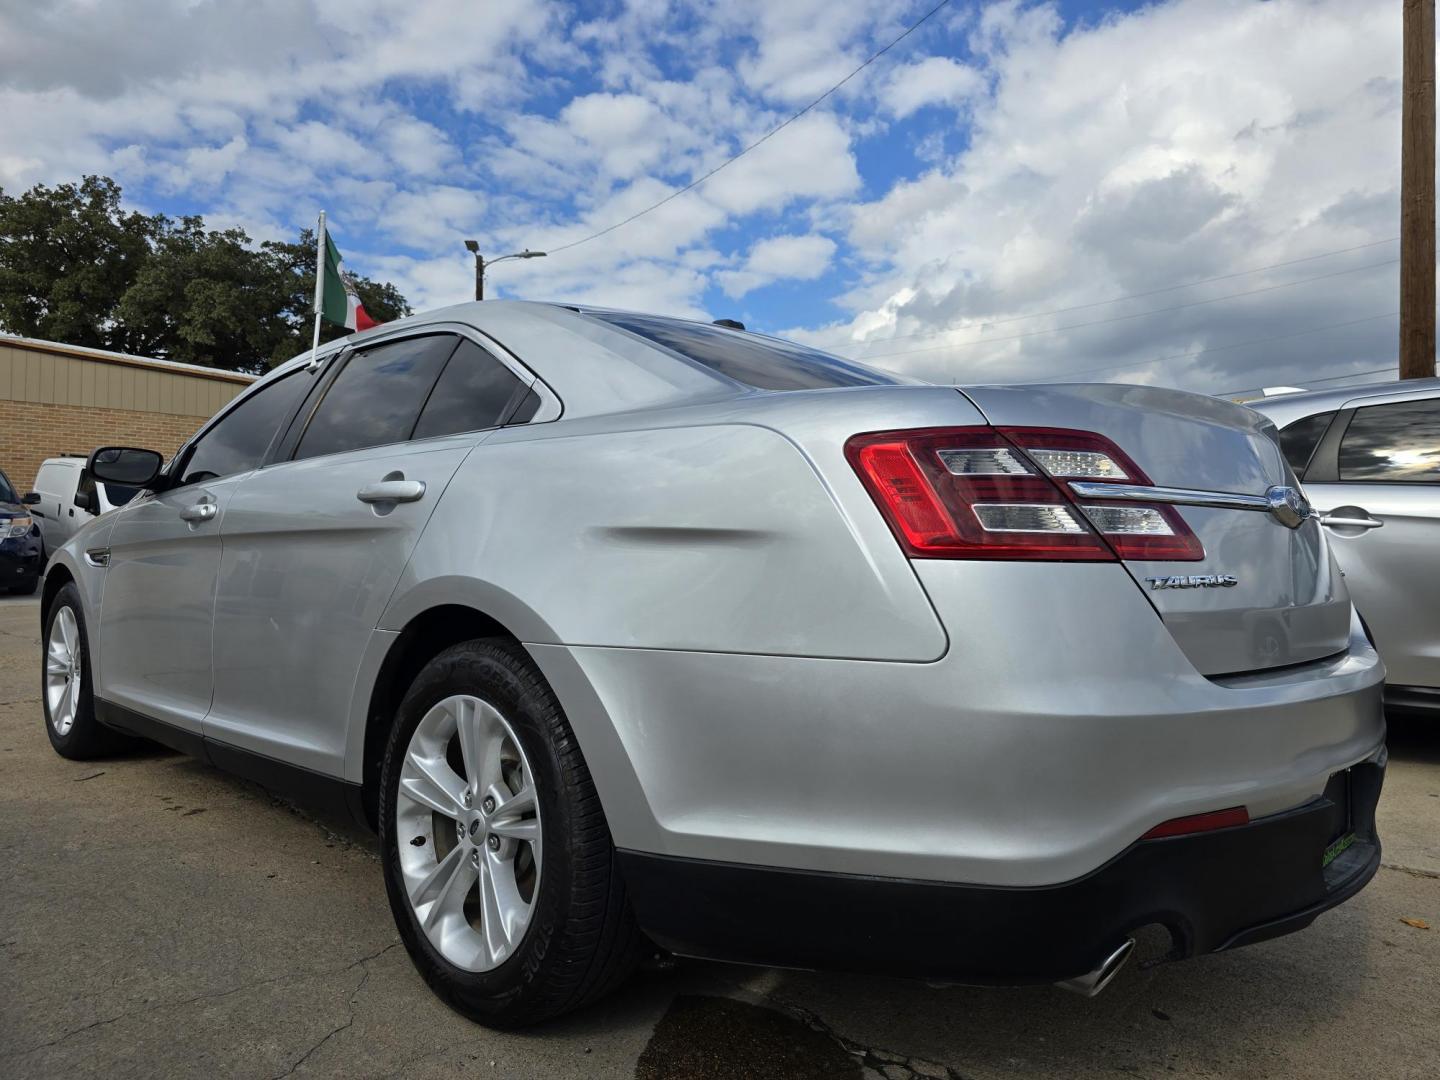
[[1322, 832, 1357, 868]]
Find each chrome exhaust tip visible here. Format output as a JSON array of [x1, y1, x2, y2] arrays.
[[1055, 938, 1135, 998]]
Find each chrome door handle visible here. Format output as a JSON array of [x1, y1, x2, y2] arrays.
[[356, 480, 426, 505], [1319, 513, 1383, 530], [178, 502, 217, 523]]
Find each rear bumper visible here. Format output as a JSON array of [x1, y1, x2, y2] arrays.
[[620, 754, 1384, 983]]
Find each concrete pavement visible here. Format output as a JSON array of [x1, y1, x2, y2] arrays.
[[1, 594, 1436, 1078]]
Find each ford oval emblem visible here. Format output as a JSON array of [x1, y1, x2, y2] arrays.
[[1265, 485, 1312, 530]]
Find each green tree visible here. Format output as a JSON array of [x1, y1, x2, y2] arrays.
[[0, 176, 159, 351], [0, 175, 411, 372]]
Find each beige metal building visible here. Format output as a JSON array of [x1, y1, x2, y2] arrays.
[[0, 335, 256, 492]]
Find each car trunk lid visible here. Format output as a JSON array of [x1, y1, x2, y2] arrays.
[[958, 383, 1351, 676]]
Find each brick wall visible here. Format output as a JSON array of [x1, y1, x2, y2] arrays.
[[0, 399, 203, 493]]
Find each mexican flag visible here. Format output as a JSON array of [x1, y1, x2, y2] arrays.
[[316, 215, 380, 332]]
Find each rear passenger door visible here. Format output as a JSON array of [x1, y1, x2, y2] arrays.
[[205, 331, 535, 776], [1302, 393, 1440, 689]]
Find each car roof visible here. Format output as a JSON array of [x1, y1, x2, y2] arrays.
[[264, 301, 866, 418], [1247, 376, 1440, 428]]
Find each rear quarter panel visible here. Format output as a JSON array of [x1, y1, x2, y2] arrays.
[[382, 393, 963, 660]]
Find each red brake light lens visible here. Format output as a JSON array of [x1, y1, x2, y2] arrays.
[[845, 426, 1204, 562], [1000, 427, 1203, 562], [847, 428, 1113, 560]]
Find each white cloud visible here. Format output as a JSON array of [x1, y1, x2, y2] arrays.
[[882, 56, 983, 118], [0, 0, 1414, 394], [718, 233, 837, 297], [701, 112, 861, 216], [812, 0, 1406, 394]]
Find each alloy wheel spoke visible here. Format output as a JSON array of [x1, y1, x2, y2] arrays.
[[400, 752, 466, 819], [419, 846, 477, 932], [478, 856, 511, 963], [491, 779, 535, 817], [454, 697, 484, 791]]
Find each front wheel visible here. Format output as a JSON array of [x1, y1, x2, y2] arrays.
[[42, 583, 130, 758], [379, 639, 643, 1027]]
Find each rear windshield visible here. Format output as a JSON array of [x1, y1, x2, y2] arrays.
[[591, 312, 902, 392]]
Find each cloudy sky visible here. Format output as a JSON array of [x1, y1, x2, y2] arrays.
[[0, 0, 1416, 393]]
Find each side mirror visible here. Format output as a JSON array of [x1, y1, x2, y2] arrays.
[[88, 446, 164, 489], [21, 492, 40, 506], [74, 482, 100, 515]]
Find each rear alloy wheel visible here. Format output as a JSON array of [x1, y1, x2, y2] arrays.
[[395, 693, 543, 971], [42, 583, 131, 759], [379, 639, 643, 1027]]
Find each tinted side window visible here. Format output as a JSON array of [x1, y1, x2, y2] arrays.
[[102, 482, 139, 506], [181, 371, 311, 486], [1338, 398, 1440, 481], [295, 335, 457, 461], [1277, 411, 1335, 477], [592, 312, 902, 391], [412, 339, 526, 440]]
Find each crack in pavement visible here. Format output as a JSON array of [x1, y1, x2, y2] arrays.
[[768, 995, 969, 1080], [1382, 861, 1440, 880], [12, 941, 401, 1059], [270, 952, 383, 1079]]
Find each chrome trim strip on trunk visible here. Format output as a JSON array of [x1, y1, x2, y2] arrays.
[[1067, 481, 1272, 512]]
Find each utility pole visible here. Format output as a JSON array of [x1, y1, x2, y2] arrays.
[[465, 240, 484, 301], [462, 242, 547, 301], [1400, 0, 1435, 379]]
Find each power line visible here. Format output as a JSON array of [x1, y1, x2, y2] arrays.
[[545, 0, 954, 255], [833, 236, 1401, 350], [851, 258, 1399, 361]]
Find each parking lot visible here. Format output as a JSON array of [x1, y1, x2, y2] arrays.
[[0, 594, 1436, 1079]]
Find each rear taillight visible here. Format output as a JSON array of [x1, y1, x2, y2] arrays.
[[845, 426, 1203, 562]]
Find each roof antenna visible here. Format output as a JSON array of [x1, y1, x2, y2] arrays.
[[713, 318, 745, 330]]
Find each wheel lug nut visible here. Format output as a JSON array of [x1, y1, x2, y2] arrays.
[[462, 790, 472, 807], [482, 797, 495, 814], [470, 849, 480, 866], [487, 835, 500, 852]]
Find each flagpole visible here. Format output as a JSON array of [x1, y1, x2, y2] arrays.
[[310, 211, 326, 365]]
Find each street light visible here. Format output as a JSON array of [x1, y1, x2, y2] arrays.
[[464, 241, 547, 301]]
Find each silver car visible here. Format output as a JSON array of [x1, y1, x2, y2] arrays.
[[1250, 378, 1440, 712], [40, 302, 1386, 1026]]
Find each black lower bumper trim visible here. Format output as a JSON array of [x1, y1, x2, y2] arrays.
[[619, 758, 1384, 984]]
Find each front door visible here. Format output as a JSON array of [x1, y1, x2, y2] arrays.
[[97, 366, 317, 734], [204, 332, 531, 776]]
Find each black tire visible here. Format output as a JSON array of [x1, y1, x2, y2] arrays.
[[42, 583, 130, 759], [379, 638, 644, 1027]]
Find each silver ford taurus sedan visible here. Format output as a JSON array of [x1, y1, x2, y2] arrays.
[[41, 302, 1385, 1026]]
